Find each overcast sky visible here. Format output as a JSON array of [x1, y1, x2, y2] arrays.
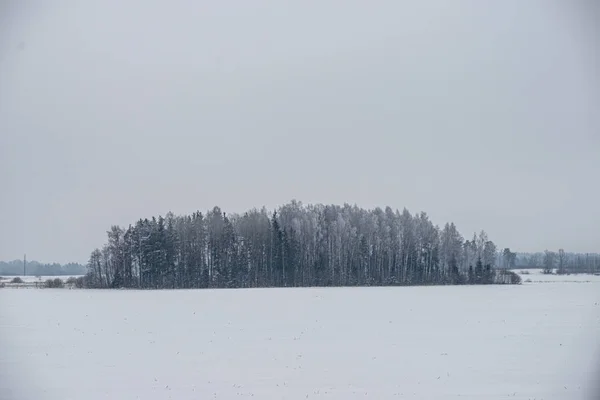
[[0, 1, 598, 264]]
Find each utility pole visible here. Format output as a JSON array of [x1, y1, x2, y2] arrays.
[[24, 254, 27, 276]]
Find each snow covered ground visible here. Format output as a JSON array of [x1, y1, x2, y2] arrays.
[[1, 282, 599, 399]]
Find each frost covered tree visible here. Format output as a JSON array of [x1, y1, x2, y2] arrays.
[[483, 240, 497, 268], [502, 248, 517, 269], [543, 250, 556, 274], [556, 249, 567, 275]]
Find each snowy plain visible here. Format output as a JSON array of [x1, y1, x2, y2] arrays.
[[1, 277, 599, 400]]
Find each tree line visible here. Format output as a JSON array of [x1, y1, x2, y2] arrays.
[[516, 251, 600, 275], [83, 200, 520, 289], [0, 260, 86, 276]]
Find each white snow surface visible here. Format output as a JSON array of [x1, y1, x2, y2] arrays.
[[1, 283, 600, 399]]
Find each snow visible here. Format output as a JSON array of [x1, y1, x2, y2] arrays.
[[1, 282, 599, 399]]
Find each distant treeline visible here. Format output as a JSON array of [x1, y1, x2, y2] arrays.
[[0, 260, 86, 276], [84, 200, 520, 289], [515, 251, 600, 274]]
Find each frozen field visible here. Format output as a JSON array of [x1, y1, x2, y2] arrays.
[[1, 282, 599, 399]]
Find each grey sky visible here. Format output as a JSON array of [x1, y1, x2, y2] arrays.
[[0, 1, 598, 264]]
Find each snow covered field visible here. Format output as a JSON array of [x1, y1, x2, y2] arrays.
[[1, 282, 599, 399]]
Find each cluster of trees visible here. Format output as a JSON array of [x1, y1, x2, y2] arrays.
[[83, 201, 515, 289], [0, 260, 86, 276], [515, 251, 600, 275]]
